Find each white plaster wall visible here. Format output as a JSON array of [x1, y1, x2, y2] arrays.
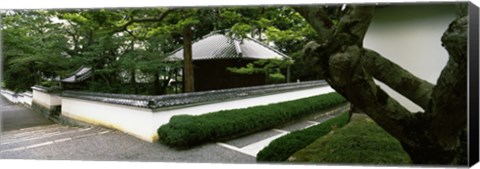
[[0, 90, 31, 105], [18, 94, 32, 106], [363, 4, 457, 112], [23, 95, 32, 106], [50, 94, 62, 106], [61, 97, 155, 142], [61, 86, 334, 142], [17, 95, 24, 104], [32, 90, 62, 107], [0, 90, 16, 103]]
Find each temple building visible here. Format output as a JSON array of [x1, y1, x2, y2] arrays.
[[166, 31, 290, 91]]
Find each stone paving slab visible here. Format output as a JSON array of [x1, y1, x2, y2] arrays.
[[224, 130, 283, 148], [239, 132, 288, 157], [278, 121, 315, 132]]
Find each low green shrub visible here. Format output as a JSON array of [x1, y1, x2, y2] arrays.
[[157, 92, 347, 147], [256, 111, 350, 162], [289, 116, 411, 164]]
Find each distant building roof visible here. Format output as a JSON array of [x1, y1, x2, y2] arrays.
[[61, 66, 92, 83], [167, 32, 289, 61]]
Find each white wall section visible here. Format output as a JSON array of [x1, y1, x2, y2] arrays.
[[61, 86, 334, 142]]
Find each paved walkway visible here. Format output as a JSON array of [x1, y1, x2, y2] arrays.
[[1, 91, 349, 163], [1, 97, 53, 132], [0, 124, 254, 162]]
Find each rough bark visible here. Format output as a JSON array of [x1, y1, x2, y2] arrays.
[[429, 16, 468, 148], [326, 45, 416, 146], [294, 6, 334, 43], [183, 25, 195, 93], [363, 49, 434, 110], [296, 5, 468, 164]]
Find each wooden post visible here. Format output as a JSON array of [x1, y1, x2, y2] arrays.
[[183, 25, 195, 93]]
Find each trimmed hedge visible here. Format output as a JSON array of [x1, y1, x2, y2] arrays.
[[157, 92, 347, 147], [256, 111, 350, 162]]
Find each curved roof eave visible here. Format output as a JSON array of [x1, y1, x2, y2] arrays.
[[61, 66, 92, 83], [165, 31, 291, 61]]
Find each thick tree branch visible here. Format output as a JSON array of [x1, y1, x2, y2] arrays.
[[326, 45, 416, 145], [428, 16, 468, 149], [293, 6, 334, 43], [114, 9, 173, 33], [300, 5, 418, 146], [333, 6, 375, 47], [363, 49, 434, 110], [301, 6, 376, 82], [125, 29, 140, 39]]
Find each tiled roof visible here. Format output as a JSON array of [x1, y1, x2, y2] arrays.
[[61, 80, 328, 109], [167, 32, 289, 61], [61, 66, 92, 83]]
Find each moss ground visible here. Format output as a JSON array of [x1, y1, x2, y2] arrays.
[[289, 114, 412, 165]]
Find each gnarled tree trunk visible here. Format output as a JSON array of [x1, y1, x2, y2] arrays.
[[294, 4, 467, 164]]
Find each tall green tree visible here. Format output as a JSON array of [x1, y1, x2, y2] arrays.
[[56, 9, 181, 94], [227, 59, 293, 84], [2, 11, 70, 91], [57, 9, 130, 89]]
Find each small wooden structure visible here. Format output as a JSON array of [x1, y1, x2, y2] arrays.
[[167, 31, 289, 91]]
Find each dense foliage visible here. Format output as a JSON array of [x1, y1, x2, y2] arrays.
[[1, 11, 70, 91], [1, 7, 320, 94], [227, 59, 293, 84], [256, 111, 350, 162], [157, 92, 347, 147]]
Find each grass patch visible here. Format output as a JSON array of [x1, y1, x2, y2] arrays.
[[256, 111, 350, 162], [157, 92, 347, 147], [289, 115, 412, 164]]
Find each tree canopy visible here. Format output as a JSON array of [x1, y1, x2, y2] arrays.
[[1, 7, 318, 94]]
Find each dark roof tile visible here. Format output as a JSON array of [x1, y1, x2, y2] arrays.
[[167, 32, 289, 61]]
